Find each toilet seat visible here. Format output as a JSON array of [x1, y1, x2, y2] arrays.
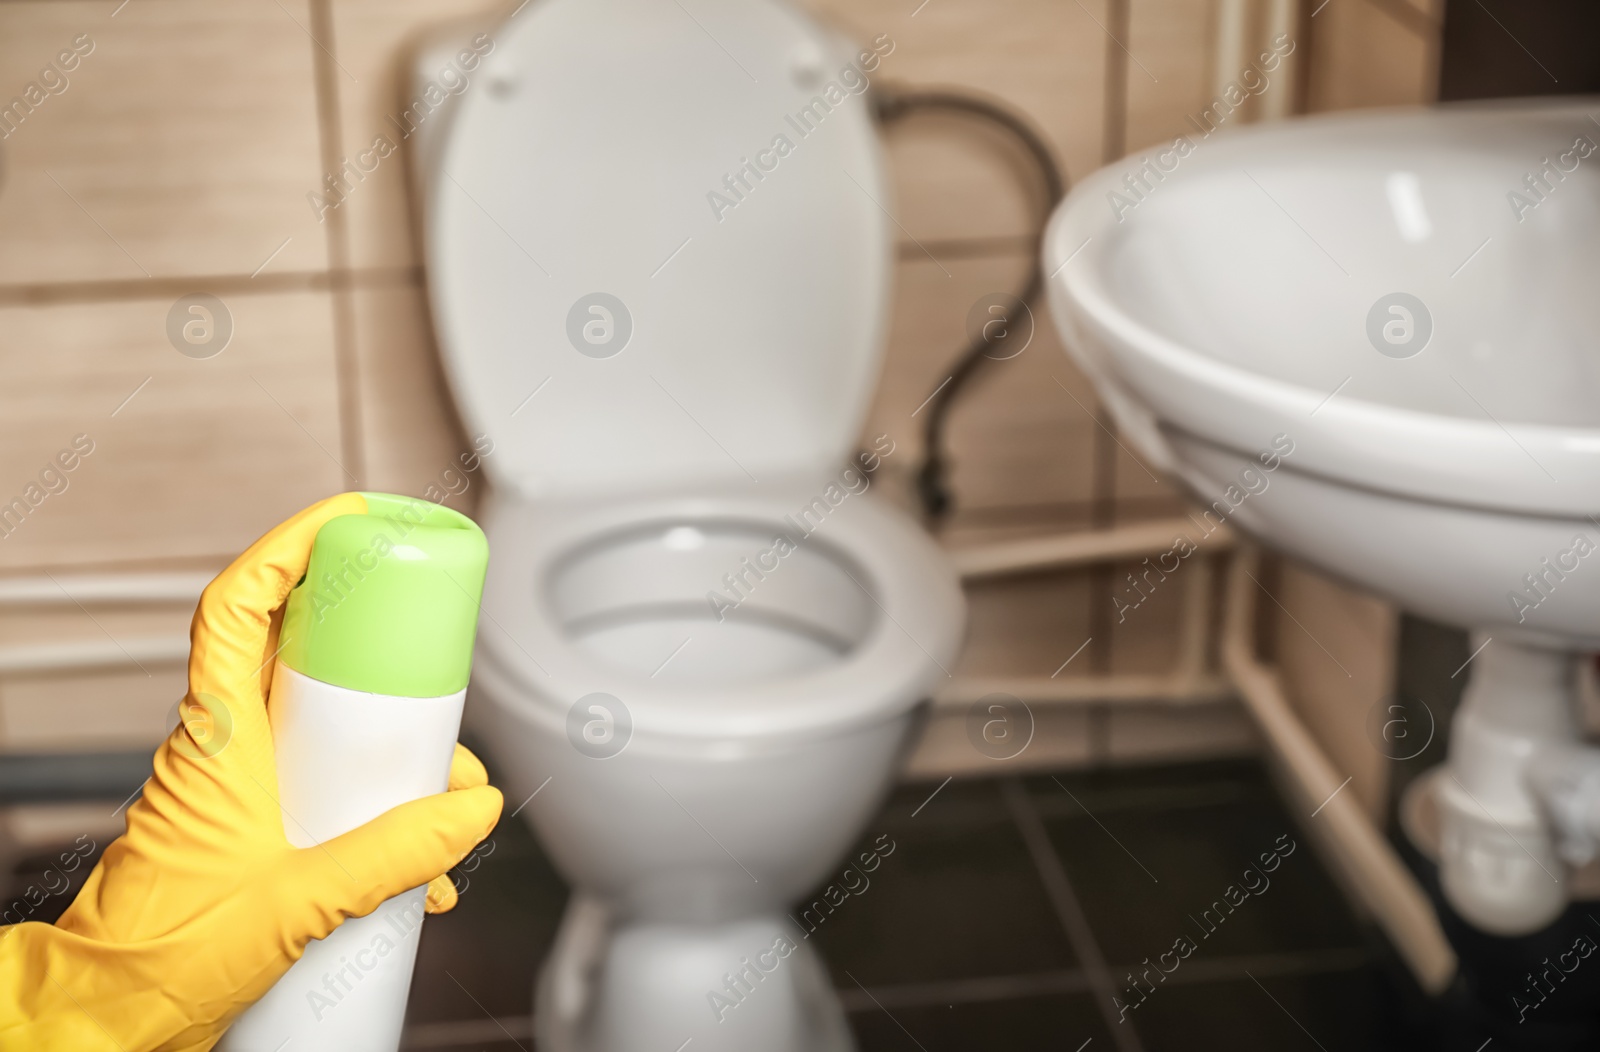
[[472, 483, 962, 745]]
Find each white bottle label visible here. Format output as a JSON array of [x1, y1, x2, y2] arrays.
[[218, 662, 467, 1052]]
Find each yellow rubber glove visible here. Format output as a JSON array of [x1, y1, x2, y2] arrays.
[[0, 493, 503, 1051]]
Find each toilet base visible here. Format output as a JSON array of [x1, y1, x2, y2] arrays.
[[534, 894, 855, 1052]]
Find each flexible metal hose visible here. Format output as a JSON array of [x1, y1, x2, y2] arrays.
[[873, 87, 1068, 520]]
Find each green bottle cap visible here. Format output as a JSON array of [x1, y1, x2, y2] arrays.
[[278, 492, 490, 698]]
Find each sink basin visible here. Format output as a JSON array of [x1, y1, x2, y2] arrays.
[[1047, 99, 1600, 649], [1045, 99, 1600, 936]]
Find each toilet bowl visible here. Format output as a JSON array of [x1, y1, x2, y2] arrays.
[[1044, 100, 1600, 936], [468, 490, 958, 1051], [408, 1, 965, 1048]]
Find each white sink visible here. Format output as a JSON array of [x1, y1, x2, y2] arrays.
[[1046, 99, 1600, 936]]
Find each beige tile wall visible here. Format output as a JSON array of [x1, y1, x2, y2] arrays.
[[0, 0, 330, 284], [1273, 563, 1400, 820], [1306, 0, 1441, 112], [0, 0, 1441, 789]]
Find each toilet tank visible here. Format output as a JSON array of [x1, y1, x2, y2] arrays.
[[411, 0, 895, 500]]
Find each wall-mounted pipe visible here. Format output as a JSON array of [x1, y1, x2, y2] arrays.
[[1207, 0, 1300, 126], [1221, 545, 1457, 993], [1212, 0, 1251, 106], [0, 571, 212, 608], [950, 517, 1234, 581], [1259, 0, 1298, 120], [0, 637, 190, 676], [934, 672, 1233, 709], [940, 525, 1233, 712], [0, 571, 204, 675]]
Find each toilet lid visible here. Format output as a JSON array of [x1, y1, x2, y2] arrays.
[[424, 0, 893, 499]]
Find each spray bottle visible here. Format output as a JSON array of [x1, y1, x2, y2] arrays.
[[218, 493, 489, 1051]]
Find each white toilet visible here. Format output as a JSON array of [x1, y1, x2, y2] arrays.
[[408, 2, 965, 1049]]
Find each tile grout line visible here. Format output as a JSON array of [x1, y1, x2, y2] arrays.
[[1000, 778, 1145, 1052], [0, 233, 1036, 306], [399, 1013, 533, 1049], [307, 0, 367, 488], [837, 968, 1096, 1013], [0, 266, 426, 307], [395, 945, 1374, 1047], [1102, 945, 1371, 989], [829, 945, 1370, 1014]]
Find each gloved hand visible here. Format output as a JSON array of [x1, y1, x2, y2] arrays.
[[0, 493, 503, 1051]]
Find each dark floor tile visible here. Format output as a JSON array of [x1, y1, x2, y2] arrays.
[[403, 813, 568, 1027], [804, 782, 1078, 986], [1034, 761, 1365, 966], [875, 775, 1016, 828], [849, 992, 1110, 1052], [1128, 966, 1412, 1052], [1027, 758, 1267, 818]]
